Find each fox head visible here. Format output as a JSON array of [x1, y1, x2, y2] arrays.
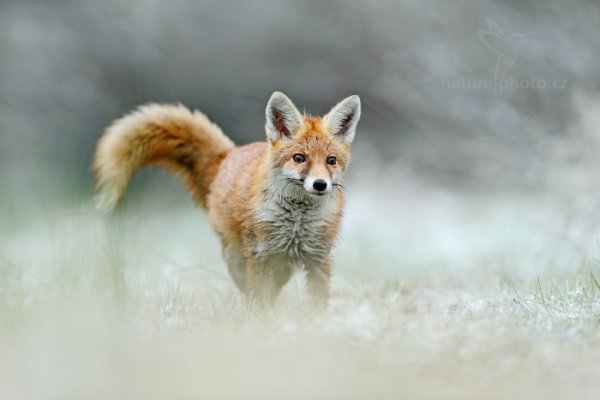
[[265, 91, 361, 200]]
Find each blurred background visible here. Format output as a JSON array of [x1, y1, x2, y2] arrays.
[[3, 2, 600, 398], [2, 0, 600, 280]]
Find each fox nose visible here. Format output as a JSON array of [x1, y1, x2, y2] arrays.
[[313, 179, 328, 192]]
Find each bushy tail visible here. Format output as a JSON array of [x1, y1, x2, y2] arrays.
[[92, 103, 235, 212]]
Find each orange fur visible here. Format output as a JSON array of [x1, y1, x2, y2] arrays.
[[92, 93, 360, 306]]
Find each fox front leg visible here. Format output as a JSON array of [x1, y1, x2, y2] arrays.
[[304, 256, 332, 308], [223, 244, 247, 292], [243, 257, 293, 307], [242, 258, 267, 306]]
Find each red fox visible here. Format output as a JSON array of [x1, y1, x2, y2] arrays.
[[93, 92, 361, 306]]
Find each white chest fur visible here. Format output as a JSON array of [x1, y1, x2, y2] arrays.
[[254, 195, 338, 262]]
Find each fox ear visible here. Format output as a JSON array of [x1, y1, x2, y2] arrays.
[[323, 95, 361, 144], [265, 91, 303, 141]]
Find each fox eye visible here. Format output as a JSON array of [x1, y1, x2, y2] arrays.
[[293, 153, 306, 163], [327, 156, 337, 165]]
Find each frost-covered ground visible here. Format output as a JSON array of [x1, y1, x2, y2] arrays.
[[2, 177, 600, 399]]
